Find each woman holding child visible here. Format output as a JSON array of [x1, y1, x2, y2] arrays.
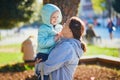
[[36, 16, 86, 80]]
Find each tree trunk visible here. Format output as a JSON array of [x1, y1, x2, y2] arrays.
[[106, 0, 112, 18], [43, 0, 80, 24]]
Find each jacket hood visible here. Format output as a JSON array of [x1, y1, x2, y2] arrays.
[[60, 38, 83, 58], [40, 4, 62, 26], [68, 38, 83, 58]]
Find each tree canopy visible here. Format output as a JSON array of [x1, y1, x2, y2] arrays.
[[91, 0, 106, 14], [0, 0, 81, 29], [0, 0, 40, 29], [112, 0, 120, 13]]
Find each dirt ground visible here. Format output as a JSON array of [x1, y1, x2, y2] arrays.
[[0, 65, 120, 80]]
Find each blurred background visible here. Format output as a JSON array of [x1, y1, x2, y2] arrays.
[[0, 0, 120, 45], [0, 0, 120, 80]]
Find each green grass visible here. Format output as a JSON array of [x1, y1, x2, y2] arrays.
[[0, 52, 23, 66], [0, 44, 119, 66], [0, 44, 23, 66], [0, 44, 21, 48], [84, 44, 119, 57]]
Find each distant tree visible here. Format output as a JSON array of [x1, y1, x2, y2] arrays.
[[112, 0, 120, 13], [92, 0, 107, 15], [43, 0, 80, 24], [0, 0, 40, 29]]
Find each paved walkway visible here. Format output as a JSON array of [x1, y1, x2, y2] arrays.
[[0, 34, 120, 49], [93, 27, 120, 48], [95, 38, 120, 48], [0, 27, 120, 49], [0, 34, 26, 45]]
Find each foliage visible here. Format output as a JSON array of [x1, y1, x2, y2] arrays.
[[112, 0, 120, 13], [0, 0, 41, 29], [91, 0, 107, 14]]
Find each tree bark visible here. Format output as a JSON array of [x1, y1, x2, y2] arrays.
[[43, 0, 80, 24]]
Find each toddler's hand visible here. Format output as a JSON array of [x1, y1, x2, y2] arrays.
[[57, 32, 63, 37], [55, 33, 62, 41], [55, 34, 60, 41]]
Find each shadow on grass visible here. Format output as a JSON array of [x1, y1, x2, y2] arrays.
[[0, 63, 34, 72], [0, 63, 38, 80], [0, 63, 120, 80]]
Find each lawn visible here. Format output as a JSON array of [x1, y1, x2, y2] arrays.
[[85, 44, 119, 57], [0, 44, 120, 80], [0, 44, 23, 66], [0, 43, 119, 66]]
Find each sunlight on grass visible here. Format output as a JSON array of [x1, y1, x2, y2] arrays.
[[0, 44, 119, 66], [84, 45, 119, 57], [0, 52, 23, 66], [0, 44, 21, 48], [0, 44, 23, 66]]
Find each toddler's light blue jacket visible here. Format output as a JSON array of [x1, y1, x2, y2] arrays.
[[37, 4, 62, 54], [43, 38, 84, 80]]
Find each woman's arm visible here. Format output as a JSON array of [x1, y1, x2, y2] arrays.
[[43, 43, 72, 75]]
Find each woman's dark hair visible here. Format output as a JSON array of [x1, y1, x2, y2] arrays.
[[69, 17, 86, 52]]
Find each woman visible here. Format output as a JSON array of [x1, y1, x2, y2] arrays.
[[36, 16, 86, 80]]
